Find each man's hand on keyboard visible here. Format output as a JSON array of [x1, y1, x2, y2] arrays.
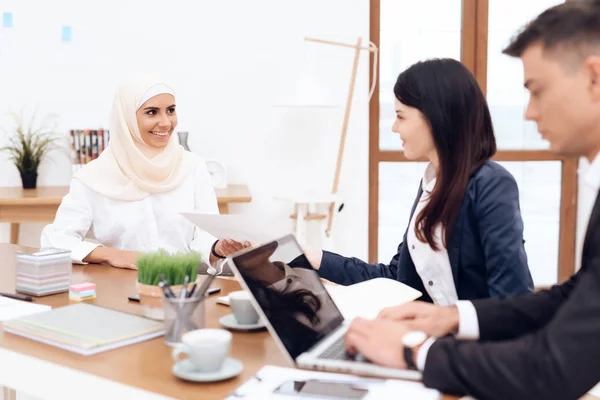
[[344, 318, 409, 369]]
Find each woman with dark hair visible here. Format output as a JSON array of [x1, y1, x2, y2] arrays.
[[304, 58, 534, 303]]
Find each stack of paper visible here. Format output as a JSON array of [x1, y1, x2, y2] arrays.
[[16, 248, 72, 296], [3, 303, 164, 355]]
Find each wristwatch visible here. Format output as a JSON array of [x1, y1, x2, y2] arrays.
[[211, 240, 226, 259], [402, 331, 428, 370]]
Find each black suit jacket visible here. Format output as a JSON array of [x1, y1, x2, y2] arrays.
[[318, 160, 533, 300], [423, 188, 600, 400]]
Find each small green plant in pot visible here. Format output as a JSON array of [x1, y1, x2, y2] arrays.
[[136, 250, 202, 320], [0, 110, 63, 189]]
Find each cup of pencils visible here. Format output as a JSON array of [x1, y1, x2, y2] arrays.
[[162, 274, 213, 346]]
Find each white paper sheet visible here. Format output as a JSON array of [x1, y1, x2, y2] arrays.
[[0, 296, 51, 322], [325, 278, 422, 320], [181, 212, 291, 244], [589, 382, 600, 397], [226, 365, 440, 400]]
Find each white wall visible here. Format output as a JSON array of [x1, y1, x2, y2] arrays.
[[0, 0, 370, 259]]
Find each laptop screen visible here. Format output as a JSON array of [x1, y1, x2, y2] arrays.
[[231, 235, 345, 359]]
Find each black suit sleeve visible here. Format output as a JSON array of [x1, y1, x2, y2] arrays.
[[422, 265, 600, 400], [471, 271, 579, 340], [316, 246, 403, 286]]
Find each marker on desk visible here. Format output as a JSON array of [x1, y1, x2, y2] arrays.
[[0, 292, 33, 302]]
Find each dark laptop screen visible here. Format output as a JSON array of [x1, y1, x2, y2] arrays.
[[231, 235, 345, 359]]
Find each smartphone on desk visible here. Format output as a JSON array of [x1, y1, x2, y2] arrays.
[[273, 379, 369, 399]]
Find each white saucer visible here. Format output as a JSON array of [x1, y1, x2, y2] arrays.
[[219, 314, 266, 331], [172, 358, 243, 382]]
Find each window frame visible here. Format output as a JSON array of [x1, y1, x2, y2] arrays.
[[368, 0, 577, 283]]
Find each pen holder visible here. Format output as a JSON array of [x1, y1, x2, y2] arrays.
[[137, 282, 187, 320], [163, 295, 206, 347]]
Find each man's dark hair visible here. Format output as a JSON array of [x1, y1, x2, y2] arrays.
[[503, 1, 600, 61]]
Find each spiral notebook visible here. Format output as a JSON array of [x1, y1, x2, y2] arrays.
[[2, 303, 164, 355]]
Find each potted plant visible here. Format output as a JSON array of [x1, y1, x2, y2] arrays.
[[136, 250, 202, 320], [0, 110, 63, 189]]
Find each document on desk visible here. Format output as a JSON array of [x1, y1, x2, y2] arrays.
[[181, 212, 291, 244], [227, 365, 441, 400], [325, 278, 422, 321], [0, 296, 50, 322]]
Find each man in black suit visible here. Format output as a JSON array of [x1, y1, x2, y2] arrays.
[[343, 2, 600, 399]]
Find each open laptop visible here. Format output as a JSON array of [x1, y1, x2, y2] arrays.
[[226, 234, 422, 380]]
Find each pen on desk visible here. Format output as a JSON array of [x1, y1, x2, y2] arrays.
[[0, 292, 34, 302], [187, 283, 197, 298], [206, 287, 221, 296]]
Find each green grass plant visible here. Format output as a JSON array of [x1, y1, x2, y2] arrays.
[[137, 250, 201, 286]]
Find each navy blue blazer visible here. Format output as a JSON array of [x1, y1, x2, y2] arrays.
[[318, 160, 534, 302]]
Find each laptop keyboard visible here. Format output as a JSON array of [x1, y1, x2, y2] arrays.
[[318, 336, 370, 362]]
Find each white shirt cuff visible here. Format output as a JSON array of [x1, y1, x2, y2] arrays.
[[455, 300, 480, 340], [416, 337, 436, 371], [70, 242, 102, 264]]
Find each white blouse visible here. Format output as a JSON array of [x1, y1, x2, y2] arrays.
[[406, 163, 459, 306], [41, 159, 219, 264]]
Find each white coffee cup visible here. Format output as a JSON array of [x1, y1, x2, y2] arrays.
[[229, 290, 260, 325], [172, 329, 231, 372]]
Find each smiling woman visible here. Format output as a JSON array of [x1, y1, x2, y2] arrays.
[[40, 73, 249, 270], [136, 94, 178, 150]]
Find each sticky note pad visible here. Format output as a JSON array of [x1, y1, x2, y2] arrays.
[[69, 290, 96, 298], [3, 12, 13, 28], [69, 293, 96, 302], [70, 282, 96, 293], [62, 26, 72, 42]]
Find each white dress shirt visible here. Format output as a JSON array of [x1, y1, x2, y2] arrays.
[[407, 163, 459, 306], [417, 152, 600, 371], [41, 159, 219, 264]]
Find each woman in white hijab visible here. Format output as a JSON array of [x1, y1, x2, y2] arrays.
[[41, 74, 246, 269]]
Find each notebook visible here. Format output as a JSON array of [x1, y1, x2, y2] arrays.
[[3, 303, 164, 355]]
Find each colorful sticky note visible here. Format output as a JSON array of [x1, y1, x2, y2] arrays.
[[2, 12, 13, 28], [62, 25, 72, 42]]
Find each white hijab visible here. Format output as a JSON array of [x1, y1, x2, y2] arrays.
[[74, 74, 197, 201]]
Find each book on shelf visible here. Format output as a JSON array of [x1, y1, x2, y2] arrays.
[[70, 129, 110, 172]]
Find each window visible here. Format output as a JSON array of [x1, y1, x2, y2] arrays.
[[370, 0, 577, 286]]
